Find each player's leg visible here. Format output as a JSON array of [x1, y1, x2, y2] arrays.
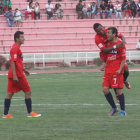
[[123, 64, 131, 89], [116, 88, 126, 116], [22, 76, 41, 117], [103, 87, 117, 116], [102, 74, 117, 116], [113, 88, 119, 104], [3, 92, 14, 118]]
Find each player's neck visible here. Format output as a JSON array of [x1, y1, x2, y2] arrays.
[[111, 37, 118, 43], [15, 42, 21, 47]]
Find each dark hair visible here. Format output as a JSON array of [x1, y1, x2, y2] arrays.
[[93, 23, 102, 30], [14, 31, 24, 42], [108, 27, 118, 37]]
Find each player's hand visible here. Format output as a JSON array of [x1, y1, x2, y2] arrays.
[[13, 76, 18, 82], [24, 70, 30, 76], [116, 70, 121, 75]]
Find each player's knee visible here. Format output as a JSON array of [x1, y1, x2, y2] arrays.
[[6, 93, 14, 99], [25, 91, 31, 98], [116, 89, 122, 95], [103, 87, 109, 95]]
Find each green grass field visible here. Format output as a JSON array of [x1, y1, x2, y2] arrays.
[[0, 71, 140, 140]]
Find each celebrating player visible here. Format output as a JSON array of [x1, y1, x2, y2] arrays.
[[103, 27, 126, 116], [93, 23, 130, 90], [2, 31, 41, 118]]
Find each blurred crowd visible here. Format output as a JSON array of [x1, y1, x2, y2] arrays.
[[76, 0, 140, 19], [0, 0, 140, 27]]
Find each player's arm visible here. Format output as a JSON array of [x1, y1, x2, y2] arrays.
[[11, 61, 18, 82], [10, 49, 19, 82], [118, 33, 127, 44], [116, 46, 126, 74], [116, 60, 125, 74], [95, 38, 123, 53], [23, 68, 30, 76]]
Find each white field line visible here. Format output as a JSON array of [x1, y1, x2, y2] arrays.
[[0, 103, 138, 107]]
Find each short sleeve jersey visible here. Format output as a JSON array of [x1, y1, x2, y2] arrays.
[[8, 43, 24, 78]]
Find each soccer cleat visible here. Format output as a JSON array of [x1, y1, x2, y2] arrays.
[[116, 95, 120, 104], [2, 114, 13, 118], [120, 110, 127, 116], [27, 112, 41, 118], [108, 108, 118, 116], [124, 81, 131, 89]]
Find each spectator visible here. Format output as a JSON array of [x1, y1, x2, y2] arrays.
[[137, 0, 140, 18], [100, 1, 107, 19], [91, 2, 98, 19], [45, 0, 54, 20], [56, 4, 63, 19], [76, 0, 83, 19], [87, 3, 92, 18], [82, 3, 87, 19], [14, 8, 22, 27], [106, 1, 114, 19], [0, 1, 3, 15], [114, 1, 122, 19], [34, 2, 40, 20], [136, 39, 140, 50], [122, 1, 131, 19], [3, 0, 12, 13], [4, 7, 15, 27], [25, 2, 34, 20], [130, 1, 137, 18]]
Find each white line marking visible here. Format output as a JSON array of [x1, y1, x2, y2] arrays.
[[0, 103, 138, 107]]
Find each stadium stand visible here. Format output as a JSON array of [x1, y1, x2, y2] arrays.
[[0, 0, 140, 66]]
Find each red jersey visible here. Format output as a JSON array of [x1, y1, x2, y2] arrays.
[[8, 43, 24, 78], [95, 29, 123, 62], [105, 39, 126, 74], [95, 28, 122, 51]]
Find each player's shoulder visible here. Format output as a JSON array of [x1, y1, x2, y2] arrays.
[[10, 43, 19, 52]]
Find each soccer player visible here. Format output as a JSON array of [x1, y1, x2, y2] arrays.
[[2, 31, 41, 118], [103, 27, 126, 116], [93, 23, 130, 89]]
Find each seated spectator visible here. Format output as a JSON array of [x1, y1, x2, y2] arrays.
[[122, 1, 131, 19], [100, 1, 107, 19], [106, 1, 114, 19], [136, 39, 140, 50], [130, 1, 137, 19], [4, 7, 15, 27], [0, 1, 3, 15], [114, 1, 122, 19], [45, 0, 54, 20], [137, 0, 140, 18], [56, 4, 63, 19], [34, 2, 40, 20], [25, 2, 34, 20], [91, 2, 98, 19], [76, 0, 83, 19], [14, 8, 22, 27], [87, 3, 92, 18], [82, 3, 87, 19], [3, 0, 12, 13]]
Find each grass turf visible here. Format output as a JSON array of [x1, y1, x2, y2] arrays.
[[0, 71, 140, 140]]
